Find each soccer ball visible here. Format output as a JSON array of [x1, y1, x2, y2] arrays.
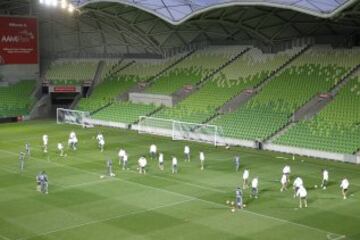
[[100, 175, 105, 179], [243, 204, 246, 208], [231, 208, 235, 213], [314, 185, 318, 188], [226, 200, 230, 205], [110, 173, 116, 177]]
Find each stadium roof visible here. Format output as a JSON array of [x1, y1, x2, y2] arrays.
[[74, 0, 358, 24]]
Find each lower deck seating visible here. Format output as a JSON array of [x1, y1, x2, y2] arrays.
[[0, 80, 36, 117], [91, 102, 158, 124], [275, 76, 360, 154]]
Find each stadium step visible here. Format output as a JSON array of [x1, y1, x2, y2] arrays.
[[29, 94, 51, 119], [292, 94, 333, 121]]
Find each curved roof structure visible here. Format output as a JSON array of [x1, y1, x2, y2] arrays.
[[74, 0, 357, 24]]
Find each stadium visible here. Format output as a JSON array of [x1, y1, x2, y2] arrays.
[[0, 0, 360, 239]]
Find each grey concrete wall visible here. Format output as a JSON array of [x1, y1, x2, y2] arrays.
[[129, 92, 173, 107]]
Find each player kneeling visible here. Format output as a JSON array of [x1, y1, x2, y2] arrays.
[[296, 185, 308, 208], [138, 156, 147, 174]]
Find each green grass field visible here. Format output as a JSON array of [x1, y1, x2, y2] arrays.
[[0, 120, 359, 240]]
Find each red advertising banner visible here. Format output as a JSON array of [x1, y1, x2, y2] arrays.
[[0, 16, 38, 64]]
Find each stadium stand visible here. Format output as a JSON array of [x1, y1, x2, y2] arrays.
[[144, 46, 248, 95], [153, 47, 302, 123], [76, 55, 182, 113], [91, 102, 159, 124], [0, 80, 36, 117], [274, 75, 360, 154], [45, 59, 99, 85], [211, 46, 360, 141]]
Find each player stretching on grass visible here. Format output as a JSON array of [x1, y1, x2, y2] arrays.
[[242, 169, 249, 189], [280, 173, 288, 192], [296, 185, 307, 208], [25, 143, 31, 160], [158, 152, 164, 170], [321, 169, 329, 190], [68, 131, 78, 150], [42, 134, 48, 153], [122, 152, 128, 170], [38, 171, 49, 194], [171, 156, 178, 174], [138, 156, 147, 174], [118, 148, 126, 166], [199, 151, 205, 170], [283, 165, 291, 183], [340, 177, 350, 199], [19, 152, 25, 173], [149, 144, 157, 160], [184, 145, 190, 162], [293, 177, 303, 198], [235, 187, 244, 210], [57, 142, 65, 157], [234, 155, 240, 172], [251, 177, 259, 199]]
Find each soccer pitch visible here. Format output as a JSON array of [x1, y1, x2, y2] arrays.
[[0, 120, 359, 240]]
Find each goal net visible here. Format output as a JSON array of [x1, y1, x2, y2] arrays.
[[56, 108, 93, 127], [138, 116, 225, 146]]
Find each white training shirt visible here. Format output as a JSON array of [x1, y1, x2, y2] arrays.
[[43, 135, 48, 144], [96, 134, 104, 142], [340, 179, 349, 189], [283, 165, 291, 174], [172, 157, 178, 166], [118, 149, 125, 157], [57, 143, 63, 150], [159, 153, 164, 163], [150, 144, 157, 153], [323, 170, 329, 181], [293, 177, 303, 188], [281, 174, 287, 184], [243, 170, 249, 180], [184, 146, 190, 154], [251, 178, 259, 188], [139, 157, 147, 167], [199, 152, 205, 161], [70, 131, 76, 139], [296, 186, 307, 198]]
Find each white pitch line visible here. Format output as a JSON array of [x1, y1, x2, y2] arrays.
[[16, 198, 194, 240], [0, 149, 345, 237]]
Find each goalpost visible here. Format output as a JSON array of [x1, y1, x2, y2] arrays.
[[138, 116, 225, 146], [56, 108, 93, 128]]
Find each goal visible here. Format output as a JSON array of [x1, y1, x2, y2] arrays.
[[56, 108, 93, 128], [138, 116, 224, 146]]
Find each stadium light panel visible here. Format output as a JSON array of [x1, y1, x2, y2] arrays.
[[51, 0, 58, 7], [61, 0, 67, 9], [45, 0, 52, 6], [68, 4, 74, 13], [39, 0, 44, 4]]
